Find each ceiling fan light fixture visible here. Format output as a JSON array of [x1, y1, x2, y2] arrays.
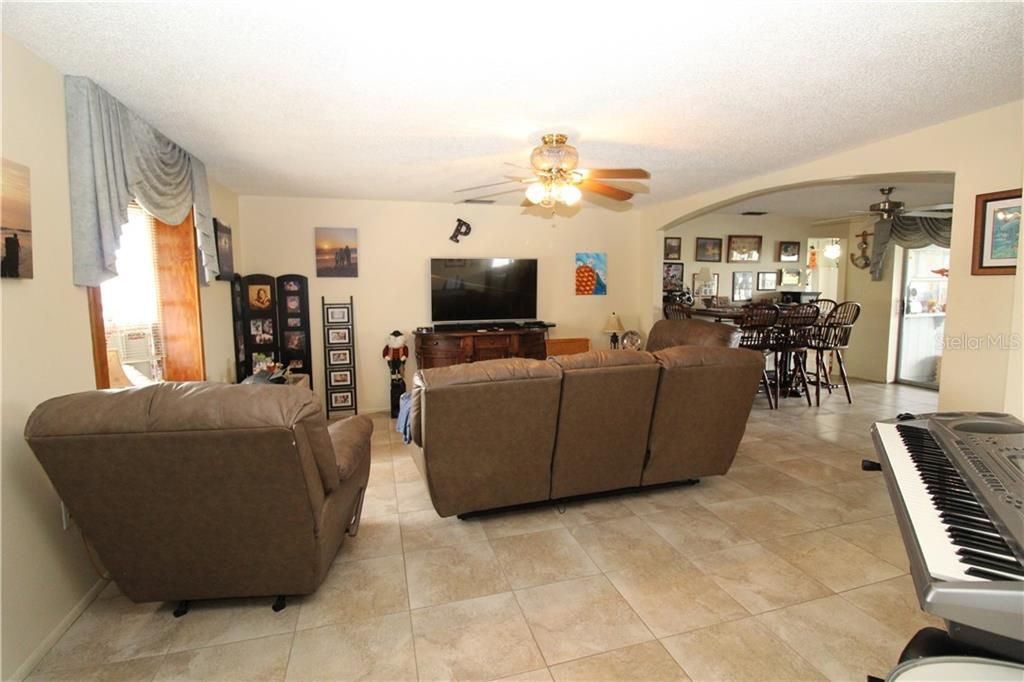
[[530, 133, 579, 172], [823, 240, 842, 260], [525, 182, 547, 204], [560, 184, 582, 206]]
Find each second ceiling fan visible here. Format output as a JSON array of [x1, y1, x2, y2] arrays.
[[851, 187, 953, 220], [457, 133, 650, 208]]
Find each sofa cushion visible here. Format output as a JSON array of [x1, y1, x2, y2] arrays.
[[645, 318, 740, 352], [548, 349, 657, 370], [653, 344, 763, 369], [415, 357, 560, 388], [328, 415, 373, 480]]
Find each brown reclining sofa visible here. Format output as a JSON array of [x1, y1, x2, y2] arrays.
[[409, 319, 761, 517], [24, 382, 371, 605]]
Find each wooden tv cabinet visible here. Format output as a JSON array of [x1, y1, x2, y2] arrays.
[[414, 328, 548, 369]]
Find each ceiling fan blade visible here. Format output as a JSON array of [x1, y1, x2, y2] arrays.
[[905, 203, 954, 212], [904, 211, 953, 219], [580, 180, 633, 201], [849, 210, 879, 214], [578, 168, 650, 180], [454, 177, 533, 193], [458, 188, 527, 203]]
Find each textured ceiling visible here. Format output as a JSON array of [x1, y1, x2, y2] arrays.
[[717, 174, 955, 220], [4, 2, 1021, 207]]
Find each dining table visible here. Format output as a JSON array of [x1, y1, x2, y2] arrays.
[[690, 307, 746, 324]]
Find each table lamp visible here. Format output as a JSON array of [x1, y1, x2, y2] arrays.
[[694, 267, 712, 307], [603, 312, 625, 349]]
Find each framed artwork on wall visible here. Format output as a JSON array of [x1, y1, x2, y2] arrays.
[[1, 158, 33, 279], [732, 271, 754, 301], [757, 271, 778, 290], [575, 252, 608, 295], [780, 268, 801, 286], [327, 327, 350, 345], [972, 188, 1020, 275], [662, 262, 684, 291], [315, 227, 358, 277], [326, 305, 350, 325], [328, 348, 352, 366], [778, 241, 801, 263], [329, 390, 354, 410], [727, 235, 762, 262], [213, 219, 234, 281], [328, 369, 354, 388], [692, 272, 719, 297], [663, 237, 682, 261], [695, 237, 722, 262]]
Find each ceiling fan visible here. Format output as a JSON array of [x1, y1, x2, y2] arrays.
[[851, 187, 953, 220], [455, 133, 650, 208]]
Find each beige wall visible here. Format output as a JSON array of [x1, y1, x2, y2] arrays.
[[838, 217, 902, 383], [1, 37, 101, 680], [201, 180, 242, 382], [238, 196, 643, 411], [641, 100, 1023, 412]]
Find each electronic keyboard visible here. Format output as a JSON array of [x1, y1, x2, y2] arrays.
[[871, 412, 1024, 661]]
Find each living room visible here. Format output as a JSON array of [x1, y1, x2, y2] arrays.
[[3, 3, 1023, 681]]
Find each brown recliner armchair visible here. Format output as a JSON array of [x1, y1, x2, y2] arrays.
[[646, 318, 740, 351], [24, 382, 371, 606]]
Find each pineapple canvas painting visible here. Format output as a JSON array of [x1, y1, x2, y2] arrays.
[[575, 252, 607, 296]]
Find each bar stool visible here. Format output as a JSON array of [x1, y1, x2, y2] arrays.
[[807, 302, 861, 405]]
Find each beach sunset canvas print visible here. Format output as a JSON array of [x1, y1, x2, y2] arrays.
[[1, 158, 32, 278]]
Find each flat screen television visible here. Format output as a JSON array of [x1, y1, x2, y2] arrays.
[[430, 258, 538, 323]]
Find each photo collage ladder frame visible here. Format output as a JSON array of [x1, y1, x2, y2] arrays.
[[322, 295, 358, 415]]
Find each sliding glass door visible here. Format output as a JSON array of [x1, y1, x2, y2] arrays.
[[896, 244, 950, 389]]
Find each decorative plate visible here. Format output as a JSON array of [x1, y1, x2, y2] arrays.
[[621, 330, 643, 351]]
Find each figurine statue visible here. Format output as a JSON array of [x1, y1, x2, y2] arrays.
[[382, 330, 409, 417]]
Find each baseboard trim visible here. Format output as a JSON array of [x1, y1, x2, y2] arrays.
[[9, 578, 107, 681]]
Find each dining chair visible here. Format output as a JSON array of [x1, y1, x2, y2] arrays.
[[663, 303, 694, 320], [738, 303, 780, 409], [770, 303, 820, 407], [811, 298, 838, 321]]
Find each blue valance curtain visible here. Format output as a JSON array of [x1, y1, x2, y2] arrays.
[[65, 76, 217, 287], [870, 215, 952, 280]]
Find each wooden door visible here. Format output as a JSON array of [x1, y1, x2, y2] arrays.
[[154, 212, 206, 381]]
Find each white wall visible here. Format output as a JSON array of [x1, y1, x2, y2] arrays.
[[238, 197, 643, 412], [1, 37, 102, 680], [663, 213, 821, 302], [641, 101, 1023, 412]]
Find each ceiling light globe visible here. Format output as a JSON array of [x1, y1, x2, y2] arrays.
[[561, 184, 582, 206], [823, 242, 842, 260], [525, 182, 547, 204]]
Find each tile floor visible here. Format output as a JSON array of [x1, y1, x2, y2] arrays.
[[28, 380, 943, 681]]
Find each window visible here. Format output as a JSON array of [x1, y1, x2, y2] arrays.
[[88, 205, 205, 387], [100, 206, 165, 381]]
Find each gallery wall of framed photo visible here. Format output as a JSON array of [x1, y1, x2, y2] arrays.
[[661, 213, 829, 303], [322, 296, 358, 415], [230, 273, 313, 381]]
